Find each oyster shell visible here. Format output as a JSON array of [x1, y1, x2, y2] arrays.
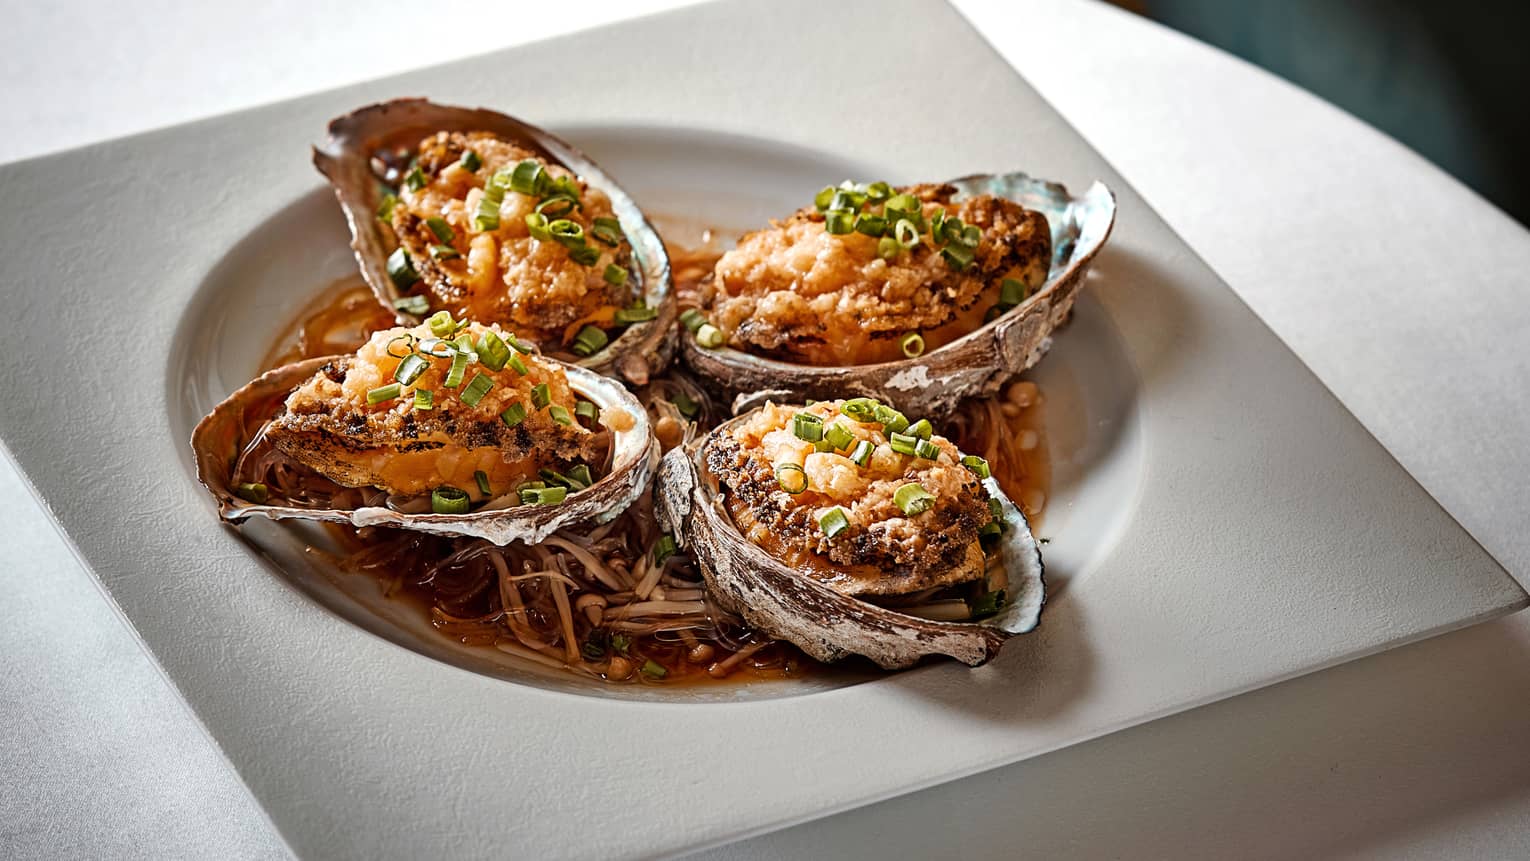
[[682, 173, 1115, 414], [192, 357, 658, 546], [313, 98, 675, 385], [653, 410, 1045, 669]]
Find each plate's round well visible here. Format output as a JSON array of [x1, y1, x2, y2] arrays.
[[166, 126, 1144, 702]]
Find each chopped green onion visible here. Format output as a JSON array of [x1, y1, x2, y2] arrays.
[[914, 438, 941, 460], [581, 641, 605, 660], [366, 383, 401, 405], [569, 245, 601, 266], [519, 485, 568, 506], [959, 223, 983, 248], [775, 462, 808, 494], [474, 175, 507, 231], [376, 193, 399, 222], [813, 186, 836, 211], [935, 215, 963, 246], [565, 464, 594, 488], [813, 439, 837, 453], [941, 244, 975, 271], [429, 243, 459, 260], [888, 432, 919, 456], [968, 589, 1006, 618], [393, 354, 429, 386], [425, 217, 454, 243], [613, 304, 655, 325], [894, 219, 919, 248], [443, 349, 469, 388], [641, 659, 668, 679], [984, 305, 1003, 323], [603, 264, 628, 287], [894, 483, 936, 515], [591, 216, 624, 246], [571, 325, 609, 357], [509, 159, 545, 195], [452, 332, 474, 355], [506, 353, 528, 375], [403, 165, 426, 191], [507, 335, 532, 354], [866, 181, 892, 202], [824, 211, 854, 235], [695, 324, 724, 349], [792, 412, 825, 442], [818, 506, 850, 539], [460, 373, 493, 406], [611, 634, 631, 654], [900, 332, 925, 358], [531, 383, 551, 410], [672, 391, 700, 419], [999, 277, 1028, 308], [386, 248, 419, 288], [824, 422, 854, 450], [548, 404, 573, 425], [431, 486, 470, 514], [989, 497, 1004, 520], [500, 402, 526, 427], [575, 400, 599, 423], [474, 470, 491, 496], [458, 150, 481, 172], [234, 482, 268, 504], [961, 455, 991, 478], [385, 333, 417, 358], [525, 212, 552, 241], [848, 439, 874, 466], [392, 295, 429, 315], [854, 213, 887, 237], [546, 219, 585, 247], [877, 236, 900, 260], [875, 404, 909, 434], [475, 330, 512, 371], [547, 174, 581, 202], [414, 389, 434, 410], [841, 398, 881, 422], [679, 308, 707, 333], [653, 533, 678, 565], [426, 310, 459, 338], [979, 520, 1004, 552], [884, 192, 919, 214], [540, 468, 572, 487], [906, 418, 933, 440], [829, 188, 866, 211], [535, 194, 577, 218]]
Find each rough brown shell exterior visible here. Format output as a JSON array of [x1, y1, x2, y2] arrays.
[[682, 173, 1116, 415], [653, 410, 1045, 669], [312, 98, 675, 385], [192, 356, 658, 545]]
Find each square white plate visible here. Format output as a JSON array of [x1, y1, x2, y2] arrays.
[[0, 1, 1521, 857]]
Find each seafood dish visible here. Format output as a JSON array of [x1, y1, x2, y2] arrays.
[[192, 98, 1115, 685]]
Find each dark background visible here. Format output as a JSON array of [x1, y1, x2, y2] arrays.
[[1115, 0, 1530, 226]]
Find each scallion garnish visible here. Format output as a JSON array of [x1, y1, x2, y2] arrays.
[[613, 304, 655, 325], [404, 165, 426, 191], [818, 506, 850, 539], [940, 244, 975, 271], [866, 181, 892, 202], [823, 422, 854, 451], [591, 216, 624, 246], [429, 243, 459, 260], [894, 218, 919, 248], [546, 219, 585, 248], [234, 482, 268, 504], [894, 483, 936, 515], [653, 533, 678, 565], [830, 188, 866, 211], [999, 277, 1028, 308], [603, 264, 628, 287], [679, 308, 707, 333], [979, 520, 1003, 552], [968, 589, 1006, 618], [824, 211, 854, 235], [425, 217, 454, 243], [500, 402, 526, 427], [445, 350, 469, 388], [431, 486, 470, 514], [775, 462, 808, 494], [506, 335, 533, 354], [888, 432, 919, 456], [914, 438, 941, 460], [581, 641, 605, 661], [961, 455, 991, 478], [877, 236, 900, 260], [393, 295, 429, 315], [519, 485, 568, 506], [393, 354, 429, 386], [530, 383, 551, 410], [509, 159, 545, 195], [641, 659, 668, 679], [475, 330, 512, 372], [695, 324, 724, 349], [459, 150, 481, 173], [366, 383, 401, 405], [672, 391, 700, 419], [460, 373, 493, 406], [841, 398, 880, 422], [474, 175, 507, 231], [385, 333, 417, 358], [414, 388, 434, 410], [792, 412, 825, 442], [874, 404, 909, 434], [854, 214, 887, 237], [548, 404, 573, 425], [959, 223, 983, 248], [426, 310, 458, 337], [535, 194, 577, 218], [900, 332, 925, 358], [569, 245, 601, 266], [571, 325, 609, 357], [376, 193, 399, 222], [525, 212, 552, 242], [575, 400, 599, 423], [474, 470, 491, 496], [989, 497, 1004, 520], [814, 186, 836, 211], [848, 439, 874, 467], [506, 353, 528, 375], [610, 634, 631, 654], [386, 248, 419, 288], [884, 192, 919, 214], [565, 464, 594, 488], [906, 418, 933, 440]]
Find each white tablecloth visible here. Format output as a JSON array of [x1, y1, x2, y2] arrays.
[[5, 1, 1529, 857]]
